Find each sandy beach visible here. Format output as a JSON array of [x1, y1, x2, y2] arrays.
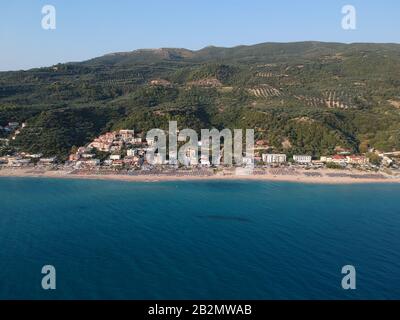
[[1, 167, 400, 184]]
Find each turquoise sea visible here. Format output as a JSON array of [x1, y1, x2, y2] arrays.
[[0, 177, 399, 300]]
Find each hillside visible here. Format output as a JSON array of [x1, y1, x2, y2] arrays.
[[1, 41, 400, 159]]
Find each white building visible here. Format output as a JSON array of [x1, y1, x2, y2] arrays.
[[39, 157, 57, 165], [320, 156, 332, 163], [127, 149, 138, 157], [27, 153, 43, 159], [110, 154, 121, 160], [293, 155, 312, 164], [381, 155, 393, 167], [85, 159, 100, 167], [103, 159, 113, 166], [242, 156, 254, 167], [110, 145, 122, 152], [262, 154, 287, 164], [200, 155, 211, 166], [77, 147, 88, 154], [346, 155, 369, 165], [132, 137, 143, 144]]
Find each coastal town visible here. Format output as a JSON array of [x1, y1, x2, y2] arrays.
[[1, 122, 400, 183]]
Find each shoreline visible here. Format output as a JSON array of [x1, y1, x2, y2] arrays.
[[1, 168, 400, 185]]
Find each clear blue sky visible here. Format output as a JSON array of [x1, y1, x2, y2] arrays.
[[1, 0, 399, 71]]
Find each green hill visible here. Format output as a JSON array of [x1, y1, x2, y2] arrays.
[[1, 41, 400, 159]]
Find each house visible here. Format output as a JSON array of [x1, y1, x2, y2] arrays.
[[346, 155, 369, 165], [77, 147, 88, 154], [8, 158, 31, 167], [132, 137, 143, 144], [39, 157, 57, 165], [81, 153, 94, 159], [381, 155, 393, 167], [331, 155, 347, 164], [110, 154, 121, 161], [110, 145, 122, 152], [119, 130, 135, 142], [90, 141, 112, 152], [242, 156, 254, 167], [200, 155, 211, 166], [311, 160, 325, 166], [255, 140, 268, 146], [150, 79, 172, 87], [69, 154, 81, 162], [147, 137, 156, 146], [262, 154, 287, 164], [127, 149, 138, 157], [76, 159, 100, 167], [111, 160, 124, 167], [85, 159, 100, 167], [27, 153, 43, 159], [103, 160, 113, 166], [123, 157, 136, 165], [320, 156, 332, 163], [293, 155, 312, 164]]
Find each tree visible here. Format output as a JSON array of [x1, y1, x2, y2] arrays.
[[359, 141, 369, 154], [366, 152, 382, 166]]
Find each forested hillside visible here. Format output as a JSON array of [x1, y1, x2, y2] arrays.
[[1, 41, 400, 159]]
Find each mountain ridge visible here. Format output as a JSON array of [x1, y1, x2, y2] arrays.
[[81, 41, 400, 66]]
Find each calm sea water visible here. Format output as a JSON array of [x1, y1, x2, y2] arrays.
[[0, 177, 399, 300]]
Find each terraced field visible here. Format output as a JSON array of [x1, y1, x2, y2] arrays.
[[248, 85, 282, 98], [294, 91, 355, 109], [294, 95, 326, 108], [256, 72, 274, 78], [323, 91, 353, 109]]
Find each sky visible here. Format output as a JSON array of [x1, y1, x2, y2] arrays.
[[1, 0, 400, 71]]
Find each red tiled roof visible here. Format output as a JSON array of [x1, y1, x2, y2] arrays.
[[333, 155, 346, 160]]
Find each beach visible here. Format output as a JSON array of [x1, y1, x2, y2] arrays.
[[1, 167, 400, 184]]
